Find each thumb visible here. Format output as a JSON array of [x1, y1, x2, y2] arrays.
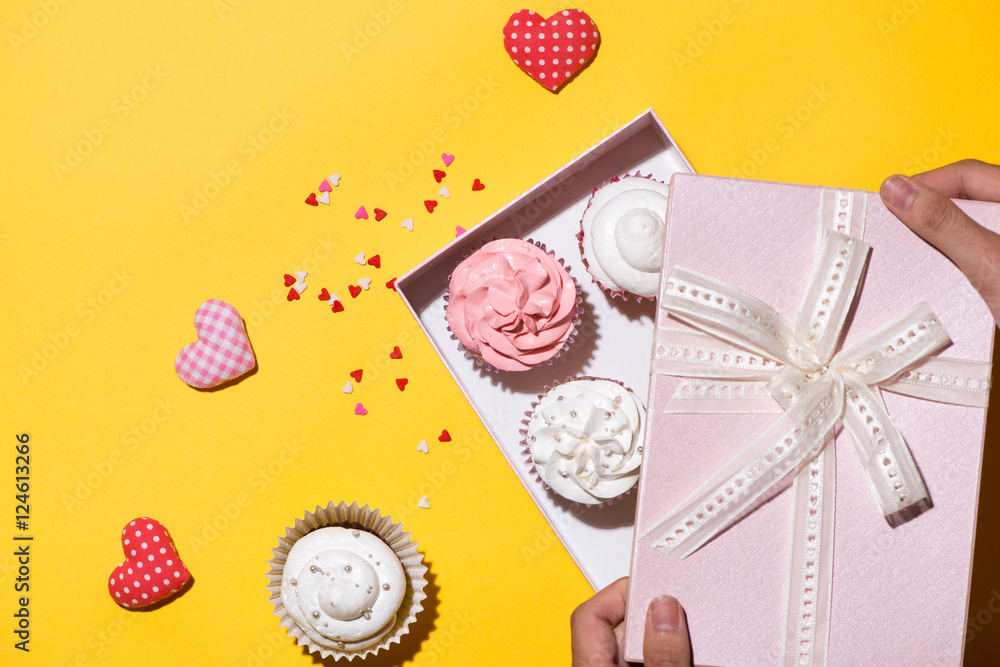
[[880, 174, 1000, 324], [643, 596, 692, 667]]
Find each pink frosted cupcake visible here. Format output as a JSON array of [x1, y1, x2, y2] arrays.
[[445, 238, 581, 372], [578, 173, 670, 300], [520, 377, 645, 505]]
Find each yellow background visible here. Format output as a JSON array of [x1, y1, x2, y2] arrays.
[[2, 1, 1000, 664]]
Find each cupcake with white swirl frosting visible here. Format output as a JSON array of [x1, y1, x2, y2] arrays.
[[267, 501, 427, 660], [522, 378, 646, 505], [578, 173, 670, 299]]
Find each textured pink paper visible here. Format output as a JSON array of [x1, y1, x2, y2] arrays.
[[623, 175, 997, 666]]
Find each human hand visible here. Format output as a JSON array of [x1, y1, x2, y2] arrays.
[[570, 577, 692, 667], [880, 159, 1000, 325]]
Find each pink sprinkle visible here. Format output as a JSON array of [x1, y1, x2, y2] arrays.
[[355, 207, 368, 220], [442, 153, 455, 167], [354, 403, 368, 416], [455, 226, 467, 237]]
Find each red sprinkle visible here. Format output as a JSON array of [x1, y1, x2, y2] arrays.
[[318, 288, 331, 301], [350, 369, 363, 382], [396, 378, 408, 391], [305, 193, 319, 206], [284, 274, 296, 287], [472, 178, 485, 191], [373, 208, 387, 222], [389, 346, 402, 359], [438, 430, 451, 442], [349, 285, 362, 298], [331, 301, 344, 313], [424, 200, 437, 213], [287, 288, 300, 301], [433, 169, 447, 183], [386, 278, 397, 291], [367, 254, 381, 268]]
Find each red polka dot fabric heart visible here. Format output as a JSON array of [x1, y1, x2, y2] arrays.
[[175, 299, 256, 389], [108, 517, 191, 609], [503, 9, 599, 92]]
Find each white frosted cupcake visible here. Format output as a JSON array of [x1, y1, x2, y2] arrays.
[[521, 378, 645, 505], [578, 173, 670, 300], [267, 502, 427, 660]]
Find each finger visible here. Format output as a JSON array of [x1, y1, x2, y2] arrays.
[[880, 173, 1000, 323], [643, 596, 693, 667], [571, 577, 629, 667], [910, 159, 1000, 202]]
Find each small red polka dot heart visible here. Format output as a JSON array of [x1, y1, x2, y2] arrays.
[[108, 517, 191, 609], [503, 8, 600, 92]]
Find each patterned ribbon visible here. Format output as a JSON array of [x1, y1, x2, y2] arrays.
[[639, 189, 991, 667]]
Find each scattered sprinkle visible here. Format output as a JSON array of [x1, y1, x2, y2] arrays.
[[292, 281, 307, 294], [438, 186, 450, 199], [433, 169, 447, 183], [472, 178, 485, 191], [295, 271, 307, 282], [424, 200, 437, 213], [355, 206, 368, 220], [318, 288, 331, 301], [358, 278, 372, 290], [283, 274, 295, 287], [328, 174, 341, 187], [385, 278, 397, 291], [305, 193, 318, 206], [350, 369, 363, 382], [349, 285, 362, 298], [355, 403, 368, 416], [373, 208, 388, 222], [367, 255, 381, 268], [417, 496, 430, 509], [318, 179, 332, 193], [331, 300, 344, 313], [354, 252, 366, 265], [396, 378, 408, 391], [438, 429, 451, 442], [287, 288, 301, 301], [317, 191, 330, 205], [417, 439, 429, 453], [400, 218, 414, 231], [390, 346, 402, 359], [342, 382, 353, 394], [442, 153, 455, 167], [456, 226, 467, 237]]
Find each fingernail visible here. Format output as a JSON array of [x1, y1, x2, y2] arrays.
[[881, 174, 917, 210], [649, 596, 680, 631]]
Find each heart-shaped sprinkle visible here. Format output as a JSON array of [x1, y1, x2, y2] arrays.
[[442, 153, 455, 167], [318, 288, 331, 301], [367, 254, 381, 268], [385, 278, 397, 291], [358, 278, 372, 290], [326, 291, 340, 305], [354, 252, 366, 265], [389, 346, 402, 359], [295, 271, 307, 282], [328, 174, 341, 186], [292, 281, 307, 294], [424, 200, 437, 213], [355, 403, 368, 416], [433, 169, 447, 183], [396, 378, 408, 391], [438, 186, 450, 199], [374, 208, 387, 221], [283, 274, 295, 287], [331, 300, 344, 313], [319, 179, 333, 193], [455, 226, 467, 237], [438, 429, 451, 442], [108, 517, 191, 609], [472, 178, 485, 191], [349, 285, 362, 298], [417, 440, 429, 453], [341, 381, 353, 394], [305, 193, 319, 206], [317, 191, 330, 205], [417, 496, 430, 509], [400, 218, 414, 231], [503, 8, 600, 92], [287, 288, 300, 301], [349, 369, 363, 382], [355, 206, 368, 220]]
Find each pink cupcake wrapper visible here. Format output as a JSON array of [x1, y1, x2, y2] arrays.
[[519, 375, 640, 508], [577, 171, 666, 303], [444, 237, 583, 373]]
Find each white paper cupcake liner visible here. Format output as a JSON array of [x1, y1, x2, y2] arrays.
[[444, 237, 583, 373], [267, 501, 428, 661], [519, 376, 643, 508], [577, 171, 666, 303]]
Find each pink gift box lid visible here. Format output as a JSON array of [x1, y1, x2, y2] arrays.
[[623, 174, 997, 665]]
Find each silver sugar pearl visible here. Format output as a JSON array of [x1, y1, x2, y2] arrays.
[[559, 470, 569, 478], [569, 410, 577, 418], [556, 396, 564, 401], [309, 565, 319, 573], [614, 396, 622, 404], [344, 565, 352, 573], [383, 583, 390, 591], [352, 530, 360, 538], [312, 611, 320, 619], [290, 578, 298, 586]]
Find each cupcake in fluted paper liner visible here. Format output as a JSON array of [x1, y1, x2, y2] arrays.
[[267, 501, 427, 661], [520, 377, 646, 506], [444, 237, 583, 372], [577, 172, 670, 301]]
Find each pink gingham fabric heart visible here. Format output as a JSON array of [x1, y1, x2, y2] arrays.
[[175, 299, 256, 388]]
